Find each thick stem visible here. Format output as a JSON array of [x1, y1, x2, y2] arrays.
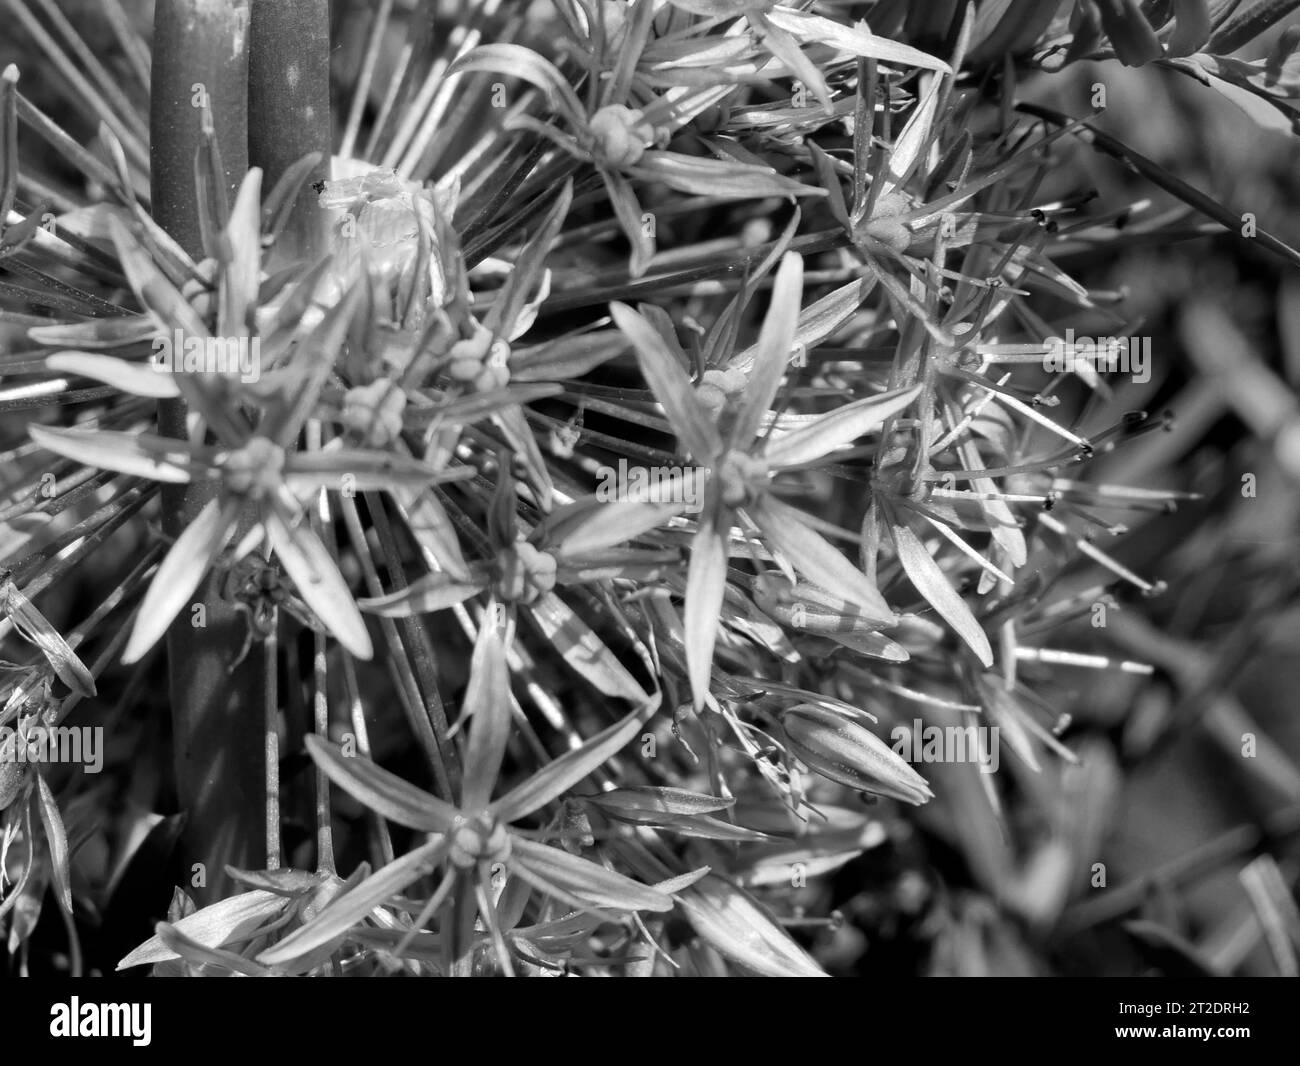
[[151, 0, 263, 902], [248, 0, 332, 265]]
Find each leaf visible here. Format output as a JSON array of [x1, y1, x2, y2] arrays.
[[446, 44, 587, 128], [752, 495, 893, 621], [484, 180, 572, 340], [878, 72, 943, 200], [679, 874, 828, 977], [631, 150, 826, 199], [510, 838, 673, 912], [284, 449, 444, 492], [753, 13, 835, 115], [156, 918, 275, 975], [358, 570, 484, 616], [887, 511, 993, 667], [257, 839, 448, 969], [1167, 0, 1212, 56], [763, 385, 922, 468], [1095, 0, 1164, 66], [459, 625, 512, 812], [27, 424, 203, 484], [582, 787, 735, 819], [511, 331, 628, 381], [118, 890, 289, 969], [35, 775, 71, 914], [602, 167, 656, 278], [265, 502, 373, 660], [123, 497, 237, 664], [730, 252, 802, 448], [491, 694, 660, 822], [45, 351, 180, 399], [304, 735, 459, 832], [391, 483, 472, 581], [684, 492, 730, 710], [730, 276, 877, 372], [106, 214, 208, 339], [219, 168, 262, 338], [549, 497, 690, 556], [523, 591, 651, 704], [27, 315, 157, 349], [611, 301, 722, 462], [764, 7, 952, 73], [0, 579, 97, 696]]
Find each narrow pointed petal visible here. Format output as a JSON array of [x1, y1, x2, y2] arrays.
[[888, 514, 994, 667], [763, 385, 922, 469], [265, 504, 373, 660], [257, 839, 448, 968], [753, 496, 893, 621], [684, 494, 730, 710], [304, 735, 459, 831], [510, 838, 673, 912], [611, 301, 722, 462], [491, 694, 660, 822], [730, 252, 802, 448], [123, 497, 236, 663], [459, 624, 511, 812]]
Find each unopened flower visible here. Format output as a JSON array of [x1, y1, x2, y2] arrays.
[[588, 105, 656, 167], [782, 703, 933, 805], [341, 380, 407, 448]]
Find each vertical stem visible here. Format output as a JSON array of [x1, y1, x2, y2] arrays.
[[151, 0, 264, 902], [264, 624, 281, 870], [248, 0, 332, 264]]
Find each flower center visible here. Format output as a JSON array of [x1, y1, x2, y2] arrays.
[[716, 449, 768, 508], [449, 814, 511, 869], [493, 542, 558, 604], [588, 105, 655, 168], [221, 437, 286, 499]]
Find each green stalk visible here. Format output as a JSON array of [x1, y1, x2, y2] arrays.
[[247, 0, 333, 873], [248, 0, 332, 264], [151, 0, 262, 902]]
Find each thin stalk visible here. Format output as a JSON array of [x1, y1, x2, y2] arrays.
[[248, 0, 331, 264], [151, 0, 262, 902]]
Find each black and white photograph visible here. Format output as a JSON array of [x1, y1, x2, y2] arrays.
[[0, 0, 1297, 1027]]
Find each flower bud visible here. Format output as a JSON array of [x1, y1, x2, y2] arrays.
[[589, 105, 654, 167], [782, 703, 932, 805]]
